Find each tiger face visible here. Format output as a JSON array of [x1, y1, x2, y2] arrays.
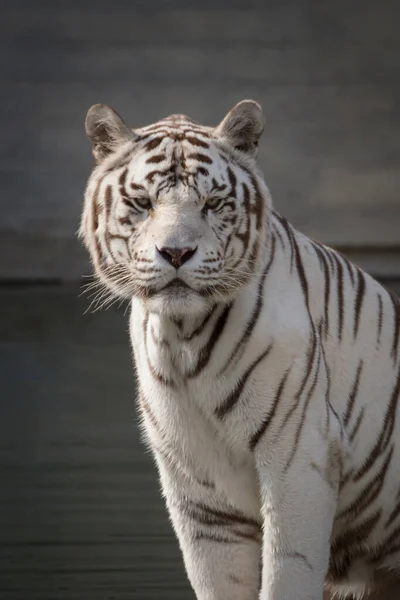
[[80, 101, 271, 317]]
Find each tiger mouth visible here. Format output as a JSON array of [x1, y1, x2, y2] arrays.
[[140, 277, 237, 301], [163, 278, 191, 290], [143, 278, 193, 298]]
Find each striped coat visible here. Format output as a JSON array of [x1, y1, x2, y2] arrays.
[[80, 100, 400, 600]]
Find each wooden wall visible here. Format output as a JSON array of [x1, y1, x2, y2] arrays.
[[2, 0, 399, 280]]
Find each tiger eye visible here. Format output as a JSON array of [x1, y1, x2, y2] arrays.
[[205, 197, 224, 211], [134, 197, 152, 211]]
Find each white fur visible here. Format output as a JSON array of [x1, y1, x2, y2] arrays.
[[81, 104, 400, 600]]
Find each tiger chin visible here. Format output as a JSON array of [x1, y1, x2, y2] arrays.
[[80, 99, 400, 600]]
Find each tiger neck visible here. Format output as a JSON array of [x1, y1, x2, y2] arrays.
[[141, 301, 230, 383], [147, 302, 223, 347], [146, 227, 275, 349], [136, 230, 283, 384]]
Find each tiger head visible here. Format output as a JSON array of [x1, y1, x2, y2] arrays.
[[80, 101, 272, 317]]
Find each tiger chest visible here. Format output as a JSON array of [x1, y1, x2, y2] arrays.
[[139, 371, 262, 510]]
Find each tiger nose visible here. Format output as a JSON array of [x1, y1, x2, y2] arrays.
[[156, 245, 197, 268]]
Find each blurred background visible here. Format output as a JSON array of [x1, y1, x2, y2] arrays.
[[0, 1, 399, 598]]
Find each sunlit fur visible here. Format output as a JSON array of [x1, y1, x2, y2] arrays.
[[80, 102, 400, 600]]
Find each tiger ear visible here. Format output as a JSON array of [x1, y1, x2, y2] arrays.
[[85, 104, 137, 163], [215, 100, 264, 158]]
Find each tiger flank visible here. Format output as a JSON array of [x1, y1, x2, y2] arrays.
[[80, 100, 400, 600]]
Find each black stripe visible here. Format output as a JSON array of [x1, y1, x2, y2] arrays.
[[342, 254, 356, 287], [349, 407, 365, 443], [385, 489, 400, 529], [139, 391, 162, 433], [249, 368, 290, 450], [187, 152, 213, 164], [145, 153, 166, 164], [273, 551, 313, 571], [312, 242, 331, 337], [104, 184, 113, 218], [193, 531, 243, 544], [91, 180, 103, 265], [103, 145, 135, 173], [338, 445, 394, 519], [227, 182, 250, 265], [284, 350, 321, 473], [331, 510, 382, 567], [377, 293, 384, 345], [185, 128, 210, 137], [103, 185, 114, 256], [215, 344, 273, 419], [272, 212, 294, 271], [333, 254, 345, 342], [323, 362, 333, 432], [182, 306, 217, 341], [131, 182, 146, 192], [354, 268, 366, 339], [187, 304, 232, 378], [118, 166, 128, 195], [370, 523, 400, 563], [219, 236, 276, 374], [278, 333, 317, 433], [249, 175, 263, 231], [343, 361, 363, 428], [389, 290, 400, 362], [185, 136, 209, 148], [184, 500, 261, 529], [144, 137, 164, 151], [324, 247, 336, 274], [119, 215, 132, 227], [211, 178, 227, 193], [353, 368, 400, 481], [330, 509, 382, 574], [291, 230, 310, 310], [227, 166, 237, 196], [272, 220, 286, 250], [196, 166, 209, 177]]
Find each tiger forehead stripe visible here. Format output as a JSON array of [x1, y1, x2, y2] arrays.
[[185, 137, 209, 148], [144, 137, 163, 152], [140, 120, 211, 138], [187, 152, 213, 164], [145, 153, 166, 164]]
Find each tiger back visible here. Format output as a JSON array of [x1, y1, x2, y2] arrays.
[[80, 100, 400, 600]]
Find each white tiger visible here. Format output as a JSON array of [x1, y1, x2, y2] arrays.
[[80, 99, 400, 600]]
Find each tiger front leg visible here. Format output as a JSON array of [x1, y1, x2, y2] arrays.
[[255, 430, 340, 599], [156, 453, 262, 600]]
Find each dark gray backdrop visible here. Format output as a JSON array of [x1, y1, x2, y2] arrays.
[[1, 2, 400, 599], [2, 0, 400, 280]]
